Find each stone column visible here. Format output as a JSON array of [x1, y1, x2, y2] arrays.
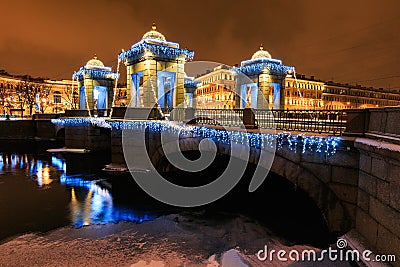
[[142, 59, 157, 108], [258, 72, 270, 109], [126, 64, 133, 107], [175, 59, 186, 107], [83, 74, 96, 110]]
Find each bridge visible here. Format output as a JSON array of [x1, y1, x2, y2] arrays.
[[50, 106, 400, 265]]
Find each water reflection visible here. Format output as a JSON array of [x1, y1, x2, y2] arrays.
[[34, 161, 53, 188], [0, 153, 55, 188], [0, 152, 155, 229]]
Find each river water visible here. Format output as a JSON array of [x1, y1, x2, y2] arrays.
[[0, 151, 161, 241], [0, 144, 344, 266]]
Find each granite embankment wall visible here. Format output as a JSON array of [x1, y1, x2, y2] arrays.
[[0, 118, 57, 140]]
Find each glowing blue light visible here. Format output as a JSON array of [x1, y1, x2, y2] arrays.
[[11, 154, 17, 169], [119, 40, 194, 62], [51, 156, 66, 172], [91, 118, 112, 128], [106, 120, 341, 156], [51, 117, 111, 129], [184, 79, 201, 88], [73, 68, 120, 80], [60, 175, 94, 188], [36, 160, 43, 187], [140, 38, 180, 48], [52, 118, 341, 156], [233, 61, 294, 76], [241, 57, 283, 66], [51, 118, 90, 127], [60, 174, 156, 227]]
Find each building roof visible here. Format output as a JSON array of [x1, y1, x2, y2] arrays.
[[251, 45, 272, 60], [119, 23, 194, 63], [85, 55, 106, 69], [73, 55, 117, 80], [142, 23, 166, 42]]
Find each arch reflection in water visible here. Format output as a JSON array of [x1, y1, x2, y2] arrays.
[[56, 160, 155, 227], [0, 153, 30, 172], [0, 153, 54, 188]]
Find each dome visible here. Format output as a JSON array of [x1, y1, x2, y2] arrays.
[[142, 23, 166, 42], [86, 55, 105, 68], [251, 45, 272, 60]]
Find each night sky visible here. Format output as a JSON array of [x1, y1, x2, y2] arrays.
[[1, 0, 399, 89]]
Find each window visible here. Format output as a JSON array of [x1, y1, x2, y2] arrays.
[[53, 91, 62, 104]]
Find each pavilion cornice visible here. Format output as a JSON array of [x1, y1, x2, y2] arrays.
[[233, 61, 294, 76], [72, 68, 119, 81], [118, 40, 194, 63]]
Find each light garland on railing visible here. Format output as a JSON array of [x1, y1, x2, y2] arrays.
[[51, 117, 111, 128], [118, 40, 194, 62], [52, 118, 340, 156]]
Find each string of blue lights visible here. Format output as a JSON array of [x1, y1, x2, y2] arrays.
[[234, 61, 295, 76], [119, 40, 194, 62], [72, 68, 120, 80], [51, 118, 341, 156]]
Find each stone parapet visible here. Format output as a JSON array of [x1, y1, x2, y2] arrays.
[[355, 138, 400, 265]]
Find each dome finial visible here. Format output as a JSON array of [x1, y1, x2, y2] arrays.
[[142, 23, 166, 41], [251, 44, 271, 60], [86, 55, 105, 69]]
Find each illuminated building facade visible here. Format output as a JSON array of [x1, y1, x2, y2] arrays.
[[114, 88, 127, 107], [285, 74, 400, 110], [44, 79, 79, 112], [73, 56, 119, 111], [195, 65, 236, 109], [118, 24, 194, 110], [285, 76, 325, 110], [0, 72, 78, 116], [323, 81, 400, 109], [193, 49, 400, 110]]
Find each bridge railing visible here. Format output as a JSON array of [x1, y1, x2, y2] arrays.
[[194, 109, 244, 127], [255, 109, 346, 135], [171, 108, 346, 135]]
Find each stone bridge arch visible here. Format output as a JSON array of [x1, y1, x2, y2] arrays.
[[54, 124, 65, 137], [148, 134, 357, 234]]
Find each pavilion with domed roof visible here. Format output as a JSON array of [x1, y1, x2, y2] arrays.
[[73, 55, 119, 112], [233, 45, 294, 109], [118, 23, 194, 110]]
